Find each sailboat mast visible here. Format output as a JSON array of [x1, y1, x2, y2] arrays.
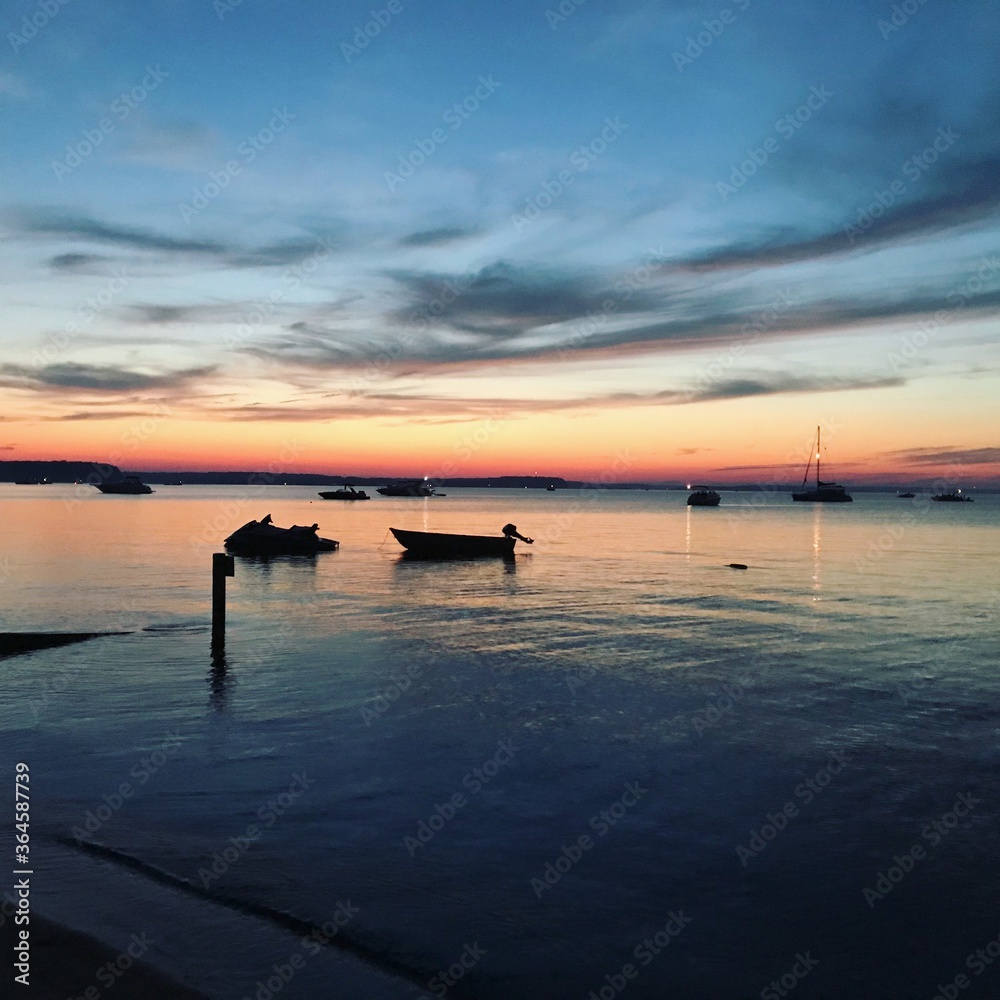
[[816, 425, 821, 486]]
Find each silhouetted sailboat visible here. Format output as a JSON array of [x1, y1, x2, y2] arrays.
[[791, 427, 852, 502]]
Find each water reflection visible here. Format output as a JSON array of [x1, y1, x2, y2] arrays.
[[208, 642, 229, 712], [812, 504, 823, 594]]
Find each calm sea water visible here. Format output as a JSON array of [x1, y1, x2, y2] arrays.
[[2, 485, 998, 999]]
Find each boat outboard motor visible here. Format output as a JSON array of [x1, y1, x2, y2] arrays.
[[502, 524, 534, 544]]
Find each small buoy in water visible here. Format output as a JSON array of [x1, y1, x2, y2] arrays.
[[728, 563, 748, 570]]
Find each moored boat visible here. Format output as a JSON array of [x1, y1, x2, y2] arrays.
[[390, 523, 533, 559], [791, 427, 852, 502], [897, 492, 916, 498], [687, 486, 720, 506], [931, 491, 973, 502], [94, 476, 154, 495], [376, 480, 439, 497], [318, 486, 369, 500], [224, 515, 339, 555]]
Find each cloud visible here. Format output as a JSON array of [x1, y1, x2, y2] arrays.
[[684, 154, 1000, 272], [50, 253, 111, 271], [0, 362, 215, 392], [122, 303, 250, 325], [0, 72, 32, 103], [399, 227, 477, 247], [684, 373, 905, 403], [12, 209, 339, 270], [119, 118, 219, 171], [884, 446, 1000, 467], [227, 237, 339, 268], [15, 210, 225, 255], [43, 409, 172, 421]]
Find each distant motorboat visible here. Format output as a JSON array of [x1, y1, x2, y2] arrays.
[[390, 523, 532, 559], [897, 492, 916, 498], [318, 485, 369, 501], [546, 484, 557, 491], [94, 476, 154, 495], [224, 515, 339, 555], [14, 477, 51, 485], [931, 491, 973, 502], [687, 486, 720, 506], [377, 480, 439, 497], [791, 426, 852, 502]]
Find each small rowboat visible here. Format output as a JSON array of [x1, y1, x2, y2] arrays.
[[390, 524, 532, 559]]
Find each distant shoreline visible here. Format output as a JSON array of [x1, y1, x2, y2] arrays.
[[1, 461, 995, 491]]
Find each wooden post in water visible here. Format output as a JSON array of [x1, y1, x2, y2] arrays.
[[212, 553, 235, 648]]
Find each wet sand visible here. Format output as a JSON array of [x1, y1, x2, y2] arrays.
[[2, 913, 208, 1000]]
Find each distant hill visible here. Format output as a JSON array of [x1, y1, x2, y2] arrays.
[[0, 460, 123, 483]]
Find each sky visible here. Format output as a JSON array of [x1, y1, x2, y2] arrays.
[[1, 0, 999, 485]]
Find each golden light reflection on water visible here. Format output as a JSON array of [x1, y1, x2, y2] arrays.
[[2, 485, 995, 670], [812, 504, 823, 597]]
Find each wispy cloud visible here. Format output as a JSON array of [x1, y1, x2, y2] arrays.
[[684, 154, 1000, 272], [11, 209, 340, 270], [14, 210, 225, 255], [50, 253, 111, 271], [399, 227, 478, 247], [0, 362, 215, 392], [0, 72, 33, 103], [885, 446, 1000, 466], [685, 373, 904, 403]]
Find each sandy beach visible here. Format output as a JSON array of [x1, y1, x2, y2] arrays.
[[3, 913, 208, 1000]]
